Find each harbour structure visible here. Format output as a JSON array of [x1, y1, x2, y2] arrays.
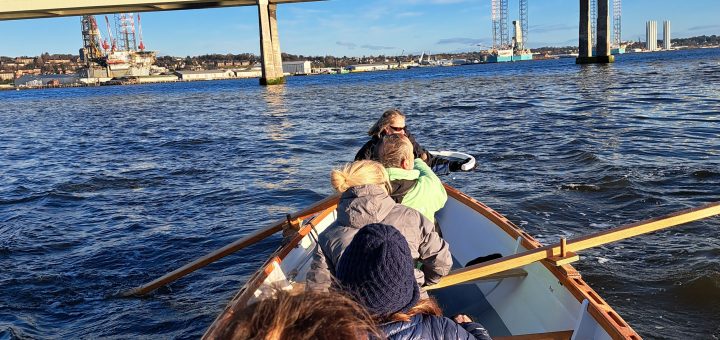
[[611, 0, 624, 54], [345, 64, 391, 72], [14, 74, 81, 88], [577, 0, 614, 63], [79, 13, 156, 80], [0, 0, 319, 86], [663, 20, 671, 50], [646, 20, 658, 51], [281, 60, 311, 75], [174, 69, 236, 81], [488, 0, 531, 63], [590, 0, 624, 55], [512, 19, 531, 61], [489, 0, 512, 63]]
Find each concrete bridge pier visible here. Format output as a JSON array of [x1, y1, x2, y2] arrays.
[[577, 0, 614, 64], [257, 0, 285, 85]]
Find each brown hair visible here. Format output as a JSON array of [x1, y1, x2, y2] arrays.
[[383, 298, 443, 323], [367, 108, 406, 137], [379, 134, 413, 168], [219, 289, 384, 340], [331, 160, 390, 193]]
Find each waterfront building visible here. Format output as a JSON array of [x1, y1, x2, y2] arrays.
[[14, 58, 34, 65], [0, 72, 14, 81], [646, 20, 658, 51], [663, 20, 671, 50], [173, 70, 236, 81], [282, 61, 312, 75], [345, 64, 390, 72], [235, 69, 263, 79]]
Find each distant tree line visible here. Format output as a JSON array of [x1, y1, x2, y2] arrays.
[[3, 34, 718, 74], [671, 35, 719, 47]]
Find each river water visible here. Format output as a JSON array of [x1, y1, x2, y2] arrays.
[[1, 48, 719, 339]]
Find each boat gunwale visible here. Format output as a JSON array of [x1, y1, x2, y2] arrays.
[[443, 184, 641, 339], [202, 200, 340, 339], [204, 185, 641, 339]]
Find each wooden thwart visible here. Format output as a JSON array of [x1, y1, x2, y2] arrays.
[[494, 330, 573, 340], [426, 202, 720, 291]]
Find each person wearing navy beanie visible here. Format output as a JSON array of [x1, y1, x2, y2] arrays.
[[335, 223, 492, 340]]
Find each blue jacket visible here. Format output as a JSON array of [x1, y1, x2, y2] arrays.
[[380, 314, 492, 340]]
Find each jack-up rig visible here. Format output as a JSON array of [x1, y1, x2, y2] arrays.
[[79, 13, 156, 79], [488, 0, 531, 63], [591, 0, 624, 54]]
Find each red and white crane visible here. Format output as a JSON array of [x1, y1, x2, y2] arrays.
[[137, 13, 146, 51]]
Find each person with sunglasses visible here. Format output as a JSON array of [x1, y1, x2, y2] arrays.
[[354, 108, 472, 175]]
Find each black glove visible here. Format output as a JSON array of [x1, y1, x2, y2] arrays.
[[449, 157, 472, 172]]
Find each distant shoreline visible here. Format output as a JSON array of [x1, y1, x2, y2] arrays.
[[2, 46, 718, 92]]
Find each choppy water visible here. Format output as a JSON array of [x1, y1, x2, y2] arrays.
[[1, 48, 719, 339]]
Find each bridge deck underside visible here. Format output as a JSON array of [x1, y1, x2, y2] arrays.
[[0, 0, 319, 21]]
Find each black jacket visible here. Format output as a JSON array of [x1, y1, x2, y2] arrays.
[[354, 132, 450, 175], [380, 314, 492, 340]]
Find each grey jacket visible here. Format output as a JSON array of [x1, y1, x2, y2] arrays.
[[306, 184, 452, 290]]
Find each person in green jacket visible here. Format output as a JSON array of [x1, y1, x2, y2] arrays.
[[378, 134, 447, 223]]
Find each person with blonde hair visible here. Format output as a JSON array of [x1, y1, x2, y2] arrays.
[[355, 108, 473, 175], [217, 289, 383, 340], [335, 223, 492, 340], [330, 159, 390, 193], [379, 134, 447, 223], [307, 160, 452, 293]]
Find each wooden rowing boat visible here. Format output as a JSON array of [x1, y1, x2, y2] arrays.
[[203, 184, 642, 339]]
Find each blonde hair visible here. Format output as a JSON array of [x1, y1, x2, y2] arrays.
[[367, 108, 406, 137], [379, 134, 413, 168], [331, 160, 390, 193], [219, 289, 384, 340]]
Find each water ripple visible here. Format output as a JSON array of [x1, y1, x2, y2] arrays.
[[1, 48, 719, 339]]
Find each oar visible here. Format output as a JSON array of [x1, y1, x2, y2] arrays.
[[426, 201, 720, 291], [121, 194, 339, 297]]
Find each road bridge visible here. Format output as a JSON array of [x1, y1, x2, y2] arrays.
[[0, 0, 321, 84]]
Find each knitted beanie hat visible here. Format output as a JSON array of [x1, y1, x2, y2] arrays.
[[335, 223, 420, 317]]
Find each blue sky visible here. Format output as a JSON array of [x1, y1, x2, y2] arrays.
[[1, 0, 718, 57]]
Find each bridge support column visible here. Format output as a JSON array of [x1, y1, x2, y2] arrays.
[[257, 0, 285, 85], [577, 0, 614, 64]]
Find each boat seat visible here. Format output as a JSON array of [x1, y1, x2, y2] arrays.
[[494, 330, 573, 340], [462, 268, 528, 283]]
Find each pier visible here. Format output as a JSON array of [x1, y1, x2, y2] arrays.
[[0, 0, 319, 85], [577, 0, 615, 64]]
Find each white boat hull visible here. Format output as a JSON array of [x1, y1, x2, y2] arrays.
[[204, 185, 641, 339]]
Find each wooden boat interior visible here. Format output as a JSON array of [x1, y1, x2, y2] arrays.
[[203, 185, 642, 339]]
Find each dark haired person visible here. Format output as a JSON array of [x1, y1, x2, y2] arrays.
[[354, 108, 473, 175]]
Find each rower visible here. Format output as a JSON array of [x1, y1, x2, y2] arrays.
[[354, 108, 472, 175], [379, 133, 448, 223]]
